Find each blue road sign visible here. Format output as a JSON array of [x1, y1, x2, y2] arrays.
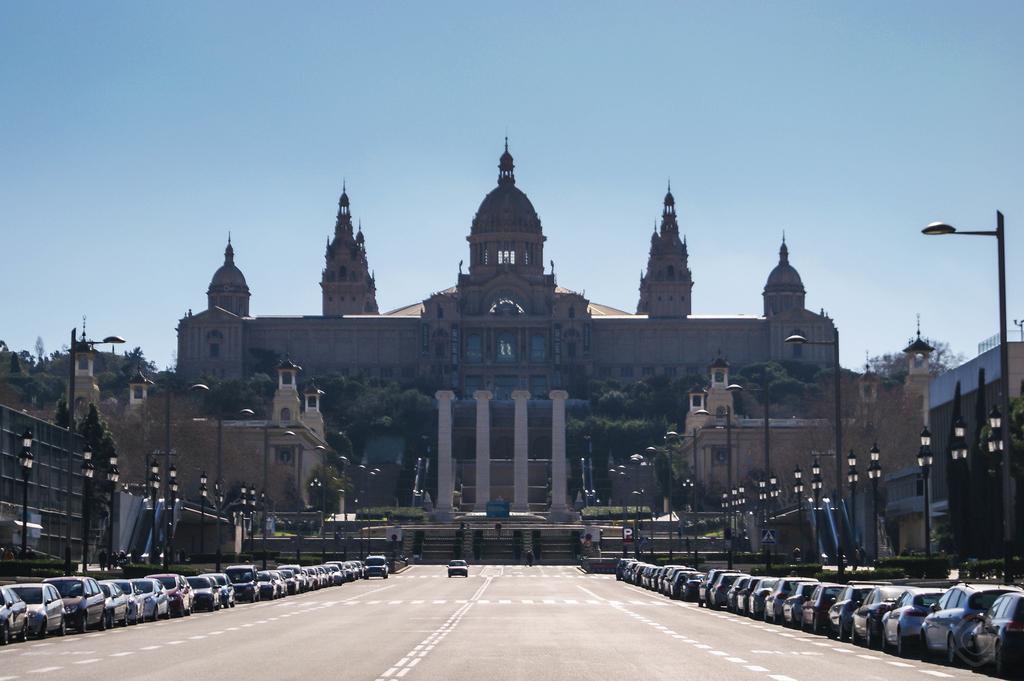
[[761, 529, 777, 545]]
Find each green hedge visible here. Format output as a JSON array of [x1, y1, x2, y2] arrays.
[[355, 507, 426, 522], [812, 567, 906, 584], [875, 556, 951, 579], [0, 560, 66, 577], [959, 557, 1024, 580], [121, 564, 202, 578], [750, 563, 823, 577]]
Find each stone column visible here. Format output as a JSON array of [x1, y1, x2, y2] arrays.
[[511, 390, 531, 512], [549, 390, 569, 519], [473, 390, 492, 510], [434, 390, 455, 520]]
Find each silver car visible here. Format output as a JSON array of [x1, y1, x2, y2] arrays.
[[98, 581, 130, 628], [110, 579, 147, 624], [766, 578, 818, 623], [131, 578, 170, 621], [880, 587, 945, 657], [8, 584, 65, 638]]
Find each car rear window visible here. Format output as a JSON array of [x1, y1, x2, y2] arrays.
[[823, 586, 843, 599], [913, 593, 942, 608], [11, 587, 42, 604], [155, 577, 176, 590], [366, 557, 386, 566], [969, 590, 1011, 611], [798, 583, 817, 597], [133, 580, 154, 593], [49, 580, 84, 598], [719, 575, 739, 587], [226, 568, 256, 583], [187, 578, 211, 589], [1012, 597, 1024, 621]]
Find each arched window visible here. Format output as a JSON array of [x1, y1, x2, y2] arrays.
[[667, 265, 675, 280], [569, 305, 576, 319], [280, 408, 292, 422], [437, 306, 444, 319], [339, 266, 347, 279]]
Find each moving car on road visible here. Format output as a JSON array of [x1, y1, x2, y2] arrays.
[[364, 555, 389, 579], [448, 560, 469, 577], [8, 584, 64, 638]]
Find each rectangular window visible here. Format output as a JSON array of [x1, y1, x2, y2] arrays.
[[77, 357, 89, 371], [530, 334, 546, 362], [381, 367, 393, 379], [642, 366, 654, 377], [552, 325, 562, 365], [465, 334, 482, 363], [209, 343, 220, 358], [530, 375, 548, 399], [620, 367, 633, 378], [133, 387, 143, 399], [665, 367, 677, 378], [282, 372, 292, 385]]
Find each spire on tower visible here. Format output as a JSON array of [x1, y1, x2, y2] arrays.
[[498, 138, 515, 186]]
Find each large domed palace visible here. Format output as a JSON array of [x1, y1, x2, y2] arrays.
[[176, 142, 837, 398]]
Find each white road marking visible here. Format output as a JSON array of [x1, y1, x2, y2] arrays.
[[29, 668, 62, 674], [74, 659, 100, 664], [918, 672, 953, 678], [745, 666, 769, 672]]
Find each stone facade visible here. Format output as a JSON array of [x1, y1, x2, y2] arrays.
[[176, 143, 837, 391]]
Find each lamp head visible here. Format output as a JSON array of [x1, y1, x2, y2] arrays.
[[922, 222, 956, 235], [21, 429, 33, 449], [784, 334, 809, 345], [920, 426, 931, 448], [870, 443, 880, 463]]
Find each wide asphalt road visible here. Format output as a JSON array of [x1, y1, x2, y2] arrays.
[[0, 565, 983, 681]]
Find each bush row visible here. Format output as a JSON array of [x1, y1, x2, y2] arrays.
[[749, 563, 823, 577], [875, 556, 951, 579], [958, 557, 1024, 580]]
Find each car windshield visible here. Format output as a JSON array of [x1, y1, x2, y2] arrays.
[[366, 557, 386, 566], [969, 591, 1010, 611], [10, 587, 42, 605], [880, 587, 906, 601], [279, 570, 294, 578], [799, 584, 817, 596], [50, 580, 84, 598], [133, 580, 155, 593], [226, 568, 255, 583], [113, 581, 135, 594], [823, 586, 843, 599], [914, 593, 943, 608], [450, 561, 466, 566], [155, 577, 177, 590], [187, 578, 211, 589], [257, 572, 273, 581], [99, 584, 112, 597]]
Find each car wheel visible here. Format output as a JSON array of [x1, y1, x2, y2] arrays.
[[994, 642, 1006, 678], [98, 611, 107, 631], [37, 619, 47, 639], [17, 621, 27, 642], [58, 617, 66, 636], [920, 633, 931, 661], [946, 634, 959, 667], [865, 624, 874, 649], [839, 622, 849, 642], [77, 612, 88, 634], [0, 622, 9, 646]]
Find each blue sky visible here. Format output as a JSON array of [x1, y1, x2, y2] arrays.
[[2, 2, 1022, 370]]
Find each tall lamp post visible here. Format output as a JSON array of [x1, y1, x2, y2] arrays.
[[214, 481, 224, 572], [922, 213, 1013, 583], [757, 478, 768, 570], [164, 465, 177, 569], [867, 443, 882, 562], [18, 430, 34, 558], [917, 427, 933, 558], [727, 382, 772, 484], [786, 333, 843, 564], [106, 455, 120, 569], [811, 456, 823, 564], [199, 472, 208, 555], [80, 447, 95, 571], [311, 477, 325, 562], [260, 491, 269, 569], [148, 462, 160, 564], [847, 450, 859, 566], [631, 489, 644, 560], [682, 477, 696, 565], [793, 466, 805, 561]]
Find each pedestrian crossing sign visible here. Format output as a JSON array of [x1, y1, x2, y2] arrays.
[[761, 529, 777, 544]]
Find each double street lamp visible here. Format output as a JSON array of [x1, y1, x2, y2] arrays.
[[793, 466, 805, 560], [106, 454, 119, 569], [199, 472, 208, 555], [165, 464, 178, 569], [867, 444, 882, 561], [810, 457, 823, 563], [847, 450, 859, 565], [917, 427, 933, 558], [19, 430, 34, 558], [148, 462, 160, 563], [81, 447, 95, 570]]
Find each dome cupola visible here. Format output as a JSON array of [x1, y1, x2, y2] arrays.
[[762, 237, 805, 317], [207, 236, 251, 316]]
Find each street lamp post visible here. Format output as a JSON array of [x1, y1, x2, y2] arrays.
[[164, 466, 178, 569], [260, 491, 269, 569], [917, 427, 933, 558], [811, 456, 823, 564], [148, 462, 160, 564], [199, 471, 208, 555], [867, 444, 881, 562], [786, 333, 843, 566], [18, 430, 34, 558], [81, 447, 95, 571], [727, 382, 772, 487], [106, 455, 120, 569], [214, 481, 224, 572], [682, 477, 696, 566], [311, 477, 325, 562], [769, 474, 779, 566], [922, 213, 1013, 583], [793, 466, 805, 561], [631, 490, 643, 560], [847, 450, 859, 566], [758, 478, 768, 571]]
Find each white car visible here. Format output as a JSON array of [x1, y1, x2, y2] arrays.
[[447, 560, 469, 578]]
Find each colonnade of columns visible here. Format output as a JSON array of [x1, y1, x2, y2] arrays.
[[434, 389, 569, 520]]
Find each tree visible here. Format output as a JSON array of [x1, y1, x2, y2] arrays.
[[34, 337, 44, 364]]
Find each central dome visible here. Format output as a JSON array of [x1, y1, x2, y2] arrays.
[[208, 240, 249, 294], [470, 142, 542, 235]]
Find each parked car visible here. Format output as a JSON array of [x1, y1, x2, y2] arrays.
[[749, 578, 778, 620], [108, 579, 146, 625], [131, 578, 169, 621], [269, 571, 288, 598], [670, 570, 700, 600], [0, 587, 29, 644], [277, 569, 299, 595], [828, 584, 879, 641], [766, 578, 818, 624], [98, 580, 130, 628], [43, 576, 106, 633], [801, 583, 844, 634], [727, 576, 753, 613], [8, 584, 65, 638], [364, 555, 389, 579], [735, 577, 762, 616], [851, 585, 907, 648], [186, 576, 220, 612], [700, 570, 738, 608], [325, 564, 346, 586], [448, 560, 469, 577], [880, 588, 945, 657], [256, 571, 279, 600], [920, 583, 1022, 666], [225, 565, 260, 603], [781, 582, 819, 628], [201, 573, 236, 608], [146, 574, 194, 617], [968, 591, 1024, 677], [711, 573, 743, 610]]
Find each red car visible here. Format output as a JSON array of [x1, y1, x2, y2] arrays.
[[42, 577, 106, 633], [145, 574, 194, 617]]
